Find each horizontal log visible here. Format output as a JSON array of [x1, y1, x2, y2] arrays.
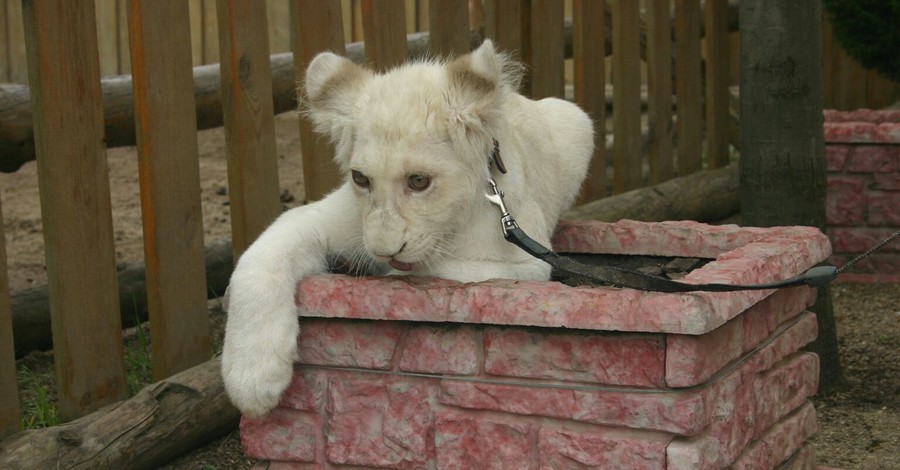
[[11, 240, 233, 357], [0, 357, 239, 470], [563, 163, 739, 222]]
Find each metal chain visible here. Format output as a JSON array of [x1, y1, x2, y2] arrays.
[[836, 229, 900, 274]]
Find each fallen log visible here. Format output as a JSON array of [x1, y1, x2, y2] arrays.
[[11, 240, 233, 357], [563, 163, 739, 222], [0, 357, 239, 470]]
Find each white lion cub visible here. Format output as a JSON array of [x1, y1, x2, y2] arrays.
[[222, 40, 594, 417]]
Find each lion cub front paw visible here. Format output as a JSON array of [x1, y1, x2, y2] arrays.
[[222, 344, 296, 417]]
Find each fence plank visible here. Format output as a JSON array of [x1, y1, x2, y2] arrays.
[[704, 0, 729, 168], [362, 0, 408, 71], [0, 194, 19, 438], [611, 0, 642, 193], [216, 0, 282, 262], [529, 0, 564, 100], [128, 0, 211, 381], [483, 0, 527, 57], [95, 0, 119, 76], [293, 0, 346, 202], [22, 0, 127, 421], [0, 3, 8, 82], [573, 0, 606, 202], [117, 0, 130, 73], [428, 0, 469, 58], [267, 0, 292, 53], [675, 0, 702, 175], [5, 0, 27, 84], [202, 0, 220, 64], [645, 0, 674, 185]]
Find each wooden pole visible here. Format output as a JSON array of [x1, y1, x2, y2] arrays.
[[292, 0, 346, 202], [0, 194, 18, 438], [573, 0, 607, 202], [128, 0, 211, 381], [22, 0, 127, 421], [611, 0, 642, 193], [216, 0, 282, 262]]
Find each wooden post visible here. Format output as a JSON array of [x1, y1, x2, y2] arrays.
[[611, 0, 642, 193], [22, 0, 127, 421], [362, 0, 408, 71], [704, 0, 730, 168], [645, 0, 674, 184], [0, 194, 18, 438], [428, 0, 469, 58], [128, 0, 211, 381], [292, 0, 346, 202], [216, 0, 282, 262], [529, 0, 564, 100], [483, 0, 529, 93], [573, 0, 606, 202], [675, 0, 702, 175]]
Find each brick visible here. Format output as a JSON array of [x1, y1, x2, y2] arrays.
[[538, 427, 670, 469], [326, 376, 434, 468], [825, 144, 850, 171], [782, 443, 815, 470], [398, 324, 478, 375], [868, 191, 900, 225], [666, 435, 721, 470], [740, 289, 816, 353], [831, 227, 900, 254], [240, 409, 320, 462], [824, 122, 876, 143], [846, 145, 897, 173], [873, 122, 900, 143], [826, 177, 866, 225], [873, 173, 900, 190], [824, 109, 900, 123], [253, 463, 319, 470], [279, 369, 327, 411], [434, 412, 533, 470], [484, 327, 666, 387], [732, 401, 817, 470], [297, 318, 404, 370], [664, 289, 814, 388], [752, 353, 819, 438]]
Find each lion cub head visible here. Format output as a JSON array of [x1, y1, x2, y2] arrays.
[[304, 40, 521, 271]]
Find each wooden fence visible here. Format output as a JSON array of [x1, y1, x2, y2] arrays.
[[0, 0, 879, 441]]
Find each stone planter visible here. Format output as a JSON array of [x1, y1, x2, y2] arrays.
[[240, 219, 831, 469]]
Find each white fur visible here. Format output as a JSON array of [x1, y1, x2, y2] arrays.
[[221, 40, 594, 417]]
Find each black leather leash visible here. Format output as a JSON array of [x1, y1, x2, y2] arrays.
[[483, 141, 899, 293]]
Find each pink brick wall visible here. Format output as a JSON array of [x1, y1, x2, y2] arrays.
[[241, 220, 829, 469], [825, 109, 900, 283]]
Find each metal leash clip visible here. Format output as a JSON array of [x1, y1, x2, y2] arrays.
[[485, 177, 519, 237]]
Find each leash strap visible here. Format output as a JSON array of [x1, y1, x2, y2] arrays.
[[485, 168, 839, 292], [503, 225, 838, 293]]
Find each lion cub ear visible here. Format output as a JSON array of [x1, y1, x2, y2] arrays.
[[446, 40, 520, 136], [304, 52, 372, 152]]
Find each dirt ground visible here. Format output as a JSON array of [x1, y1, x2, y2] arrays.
[[2, 113, 898, 469]]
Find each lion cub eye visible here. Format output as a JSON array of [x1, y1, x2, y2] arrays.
[[351, 170, 370, 188], [407, 174, 431, 191]]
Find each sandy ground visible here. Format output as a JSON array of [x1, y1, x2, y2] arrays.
[[3, 112, 899, 469]]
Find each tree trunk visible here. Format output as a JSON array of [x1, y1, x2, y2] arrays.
[[0, 357, 239, 470], [739, 0, 843, 391]]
